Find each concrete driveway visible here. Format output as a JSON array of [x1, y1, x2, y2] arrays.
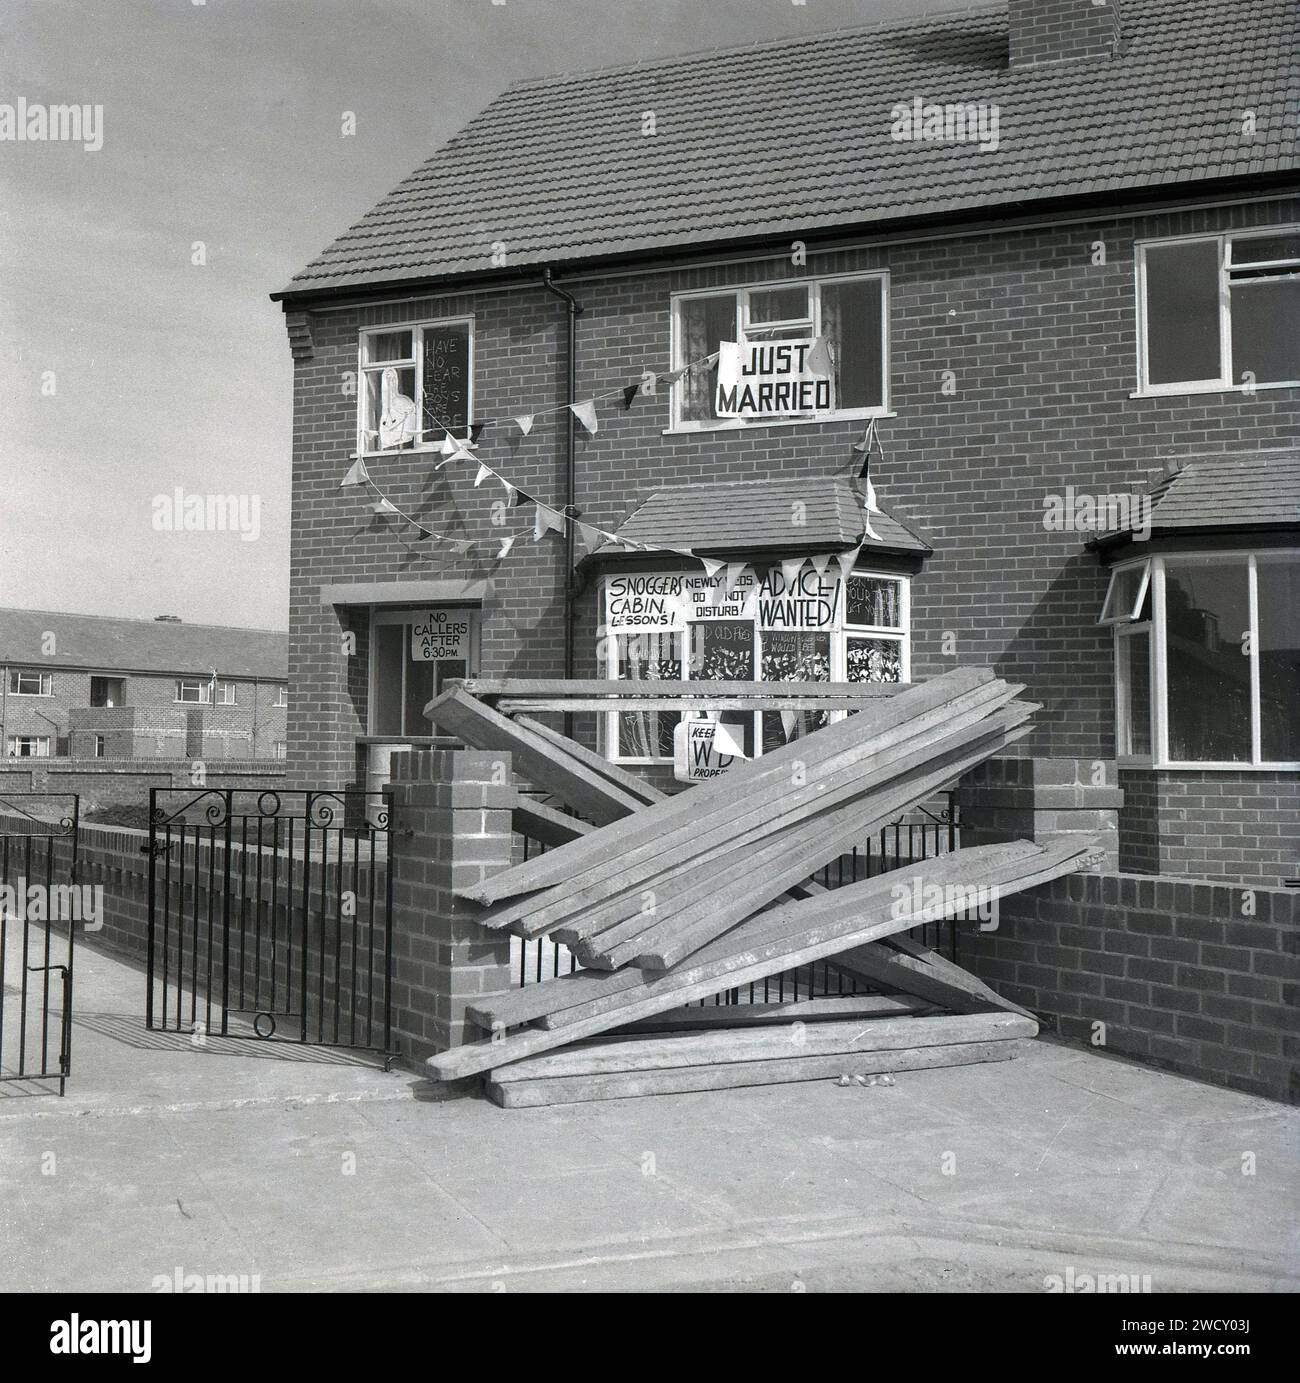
[[2, 931, 1296, 1292]]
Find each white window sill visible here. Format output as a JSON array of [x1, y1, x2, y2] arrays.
[[1130, 381, 1300, 400], [1126, 761, 1300, 773], [7, 692, 53, 698], [664, 409, 894, 436]]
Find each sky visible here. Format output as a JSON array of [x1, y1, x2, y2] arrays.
[[0, 0, 932, 631]]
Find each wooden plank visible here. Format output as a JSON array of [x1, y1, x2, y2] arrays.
[[460, 678, 904, 700], [464, 841, 1038, 1032], [424, 686, 646, 825], [480, 678, 1019, 932], [511, 799, 593, 848], [608, 994, 928, 1033], [622, 713, 1035, 970], [487, 1039, 1032, 1107], [499, 697, 913, 713], [461, 667, 996, 905], [426, 838, 1090, 1081], [511, 716, 665, 805], [832, 937, 1035, 1020], [490, 1012, 1036, 1080]]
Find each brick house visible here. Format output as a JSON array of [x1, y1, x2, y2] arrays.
[[0, 609, 289, 761], [272, 0, 1298, 888]]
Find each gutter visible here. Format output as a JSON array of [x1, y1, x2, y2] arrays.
[[539, 269, 584, 734]]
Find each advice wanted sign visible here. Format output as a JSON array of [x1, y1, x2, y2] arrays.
[[715, 338, 833, 418]]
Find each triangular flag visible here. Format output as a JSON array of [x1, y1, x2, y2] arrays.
[[513, 488, 534, 508], [806, 335, 833, 378], [809, 553, 832, 579], [835, 545, 862, 582], [852, 421, 875, 454], [371, 497, 398, 516], [533, 505, 565, 542], [621, 384, 640, 410], [339, 457, 370, 488], [450, 446, 477, 464], [863, 475, 882, 542], [780, 556, 804, 590], [711, 720, 748, 760], [440, 433, 458, 457], [570, 400, 598, 435], [724, 562, 749, 598], [699, 555, 726, 579], [501, 480, 517, 507], [474, 463, 492, 488], [661, 367, 686, 385], [446, 538, 475, 555], [469, 423, 488, 444], [514, 415, 534, 436], [779, 709, 799, 742], [496, 534, 516, 561], [416, 527, 434, 541], [576, 522, 604, 556]]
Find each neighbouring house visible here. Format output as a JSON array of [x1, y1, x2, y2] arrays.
[[271, 0, 1298, 889], [0, 609, 289, 762]]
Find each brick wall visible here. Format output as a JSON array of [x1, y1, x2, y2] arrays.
[[959, 870, 1298, 1103], [1008, 0, 1121, 67], [1119, 768, 1299, 888], [285, 194, 1300, 874]]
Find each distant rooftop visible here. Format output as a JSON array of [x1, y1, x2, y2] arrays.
[[0, 609, 288, 680], [277, 0, 1300, 300]]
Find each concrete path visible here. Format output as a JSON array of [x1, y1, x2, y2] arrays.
[[2, 931, 1296, 1292]]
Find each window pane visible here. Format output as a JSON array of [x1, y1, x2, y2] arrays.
[[1257, 558, 1300, 761], [1099, 562, 1150, 624], [1165, 560, 1251, 762], [1144, 241, 1221, 385], [365, 366, 417, 449], [747, 287, 809, 324], [1229, 233, 1300, 266], [760, 630, 830, 752], [615, 631, 682, 760], [678, 295, 737, 422], [821, 279, 883, 409], [846, 636, 903, 683], [422, 323, 470, 435], [688, 621, 754, 755], [371, 624, 404, 736], [846, 574, 901, 628], [1231, 279, 1300, 384], [404, 658, 435, 737], [367, 331, 412, 362], [1117, 629, 1152, 757]]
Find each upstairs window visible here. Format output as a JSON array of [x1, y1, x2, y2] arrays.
[[1138, 230, 1300, 394], [359, 320, 473, 453], [671, 273, 888, 428], [8, 669, 52, 696], [176, 679, 236, 705]]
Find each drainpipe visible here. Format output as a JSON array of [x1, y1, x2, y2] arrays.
[[541, 269, 584, 738]]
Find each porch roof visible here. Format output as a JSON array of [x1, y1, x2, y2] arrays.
[[588, 476, 931, 561]]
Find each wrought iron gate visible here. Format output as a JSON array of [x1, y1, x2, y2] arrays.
[[146, 789, 394, 1054], [0, 794, 78, 1095]]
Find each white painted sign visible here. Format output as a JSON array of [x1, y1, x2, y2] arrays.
[[605, 567, 840, 632], [715, 338, 833, 418], [674, 718, 739, 781], [410, 609, 471, 662]]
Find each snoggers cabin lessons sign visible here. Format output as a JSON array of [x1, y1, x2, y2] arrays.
[[604, 567, 841, 632], [715, 338, 834, 418]]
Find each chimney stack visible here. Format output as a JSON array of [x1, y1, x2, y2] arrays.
[[1009, 0, 1123, 68]]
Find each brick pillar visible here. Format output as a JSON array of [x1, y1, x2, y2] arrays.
[[953, 757, 1123, 870], [385, 748, 516, 1062]]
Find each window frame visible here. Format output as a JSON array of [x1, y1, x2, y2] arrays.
[[1134, 227, 1300, 396], [8, 669, 53, 697], [668, 270, 891, 432], [273, 685, 288, 708], [7, 735, 51, 758], [602, 566, 911, 765], [1110, 549, 1300, 770], [356, 315, 476, 456]]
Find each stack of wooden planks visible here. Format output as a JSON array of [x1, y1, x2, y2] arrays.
[[421, 668, 1099, 1106]]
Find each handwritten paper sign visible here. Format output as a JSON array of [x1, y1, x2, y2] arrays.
[[673, 719, 737, 781], [605, 568, 840, 632], [715, 338, 833, 418], [410, 609, 471, 662]]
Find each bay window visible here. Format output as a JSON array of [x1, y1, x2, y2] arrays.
[[1104, 551, 1300, 767], [671, 272, 888, 429], [603, 564, 909, 763], [1137, 229, 1300, 394]]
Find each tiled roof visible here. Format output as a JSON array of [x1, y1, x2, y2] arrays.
[[0, 610, 288, 680], [277, 0, 1300, 299], [592, 477, 931, 558], [1094, 449, 1300, 544]]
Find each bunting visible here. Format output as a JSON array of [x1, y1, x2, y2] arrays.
[[339, 456, 370, 488], [570, 400, 599, 435]]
